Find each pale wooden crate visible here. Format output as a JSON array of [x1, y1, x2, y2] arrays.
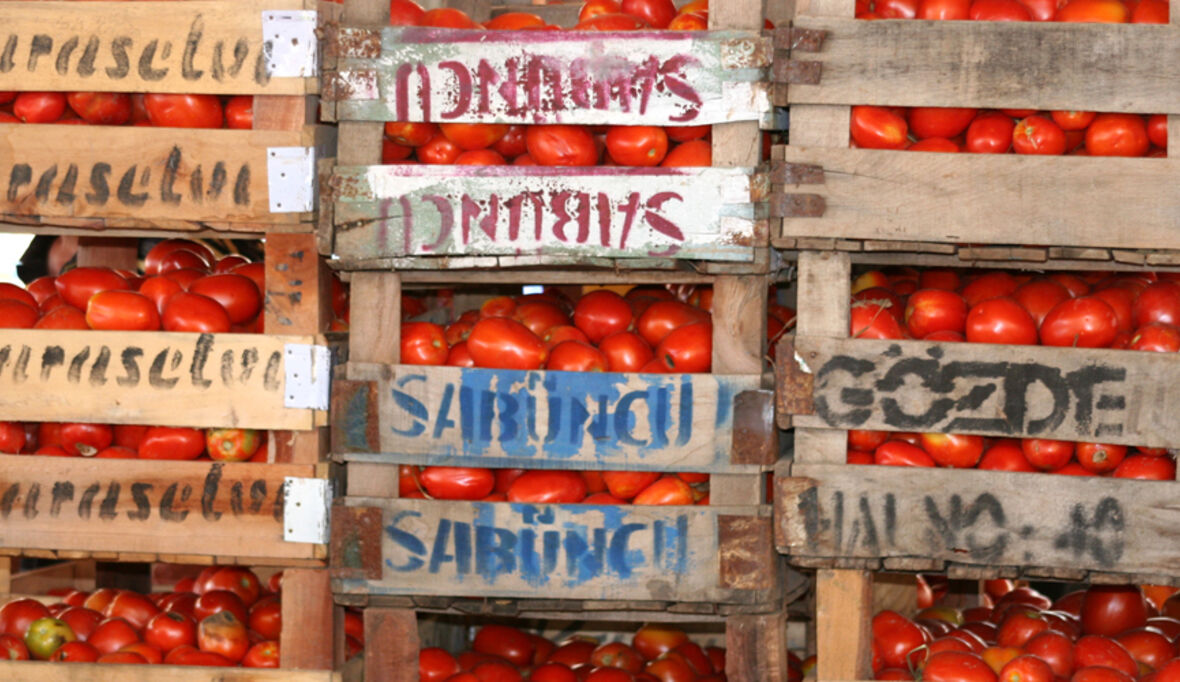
[[771, 11, 1180, 253], [0, 0, 337, 235]]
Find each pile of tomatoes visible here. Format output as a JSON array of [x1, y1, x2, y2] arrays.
[[846, 266, 1178, 478], [399, 465, 711, 505], [851, 0, 1168, 155], [0, 92, 252, 128], [417, 622, 729, 681], [0, 565, 362, 667], [0, 421, 264, 461], [0, 238, 348, 333], [378, 0, 748, 167], [870, 581, 1180, 680]]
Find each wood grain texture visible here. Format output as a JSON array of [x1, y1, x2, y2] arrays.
[[348, 271, 401, 365], [815, 569, 872, 680], [0, 456, 320, 559], [280, 568, 337, 669], [0, 329, 318, 429], [0, 662, 338, 681], [0, 125, 315, 225], [727, 614, 789, 682], [779, 146, 1179, 250], [786, 18, 1179, 112], [712, 275, 767, 375], [788, 336, 1180, 448], [780, 463, 1180, 579], [0, 0, 317, 95], [363, 608, 419, 682], [793, 252, 851, 465]]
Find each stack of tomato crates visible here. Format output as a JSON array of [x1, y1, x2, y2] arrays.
[[0, 0, 342, 678], [770, 0, 1178, 676], [319, 0, 798, 678]]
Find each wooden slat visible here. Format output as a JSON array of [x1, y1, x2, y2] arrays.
[[280, 568, 336, 669], [787, 336, 1180, 449], [334, 363, 762, 472], [785, 18, 1179, 113], [815, 569, 872, 680], [348, 272, 402, 365], [363, 608, 419, 682], [780, 464, 1180, 578], [332, 497, 772, 604], [0, 456, 320, 560], [779, 147, 1179, 250], [0, 661, 338, 681], [0, 0, 318, 95], [0, 125, 319, 225], [727, 614, 789, 682]]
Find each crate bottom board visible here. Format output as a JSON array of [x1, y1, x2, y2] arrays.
[[331, 594, 787, 621], [0, 661, 339, 681]]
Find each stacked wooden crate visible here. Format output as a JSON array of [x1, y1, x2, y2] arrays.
[[320, 0, 794, 678], [0, 0, 340, 677], [771, 2, 1179, 677]]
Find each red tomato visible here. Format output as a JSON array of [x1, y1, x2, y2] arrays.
[[144, 94, 224, 128], [385, 121, 438, 146], [137, 276, 185, 314], [1012, 116, 1066, 155], [417, 132, 463, 164], [193, 591, 248, 625], [661, 139, 711, 167], [421, 7, 479, 27], [1057, 0, 1129, 21], [454, 149, 505, 165], [0, 299, 40, 329], [205, 568, 261, 607], [137, 427, 206, 461], [998, 655, 1053, 682], [88, 618, 140, 655], [908, 137, 960, 152], [419, 467, 494, 500], [1075, 442, 1128, 474], [62, 423, 114, 458], [0, 600, 50, 638], [25, 277, 57, 305], [206, 429, 261, 463], [851, 301, 904, 339], [574, 291, 634, 343], [922, 652, 996, 682], [224, 95, 253, 129], [55, 267, 130, 310], [908, 107, 976, 138], [242, 640, 279, 668], [1115, 627, 1176, 669], [446, 342, 475, 367], [390, 0, 426, 25], [580, 0, 623, 21], [67, 92, 132, 125], [188, 274, 261, 324], [965, 298, 1037, 345], [1051, 110, 1097, 131], [1146, 113, 1167, 148], [421, 646, 462, 681], [164, 644, 233, 666], [0, 422, 24, 454], [1020, 438, 1075, 470], [575, 12, 649, 29], [1072, 635, 1138, 675], [506, 470, 588, 503], [491, 125, 528, 158], [636, 301, 710, 347], [467, 318, 547, 370], [1023, 631, 1073, 676], [144, 611, 196, 652], [632, 476, 694, 505], [546, 341, 608, 372], [620, 0, 676, 26], [603, 471, 661, 500], [598, 331, 653, 372], [0, 633, 29, 660], [402, 322, 448, 365], [851, 106, 908, 149], [874, 440, 936, 467], [515, 301, 569, 337], [1013, 279, 1072, 328], [1130, 322, 1180, 351], [439, 123, 509, 151], [473, 625, 535, 666], [48, 641, 98, 662], [1086, 113, 1150, 156], [966, 112, 1016, 154], [105, 591, 159, 630], [606, 126, 669, 166], [919, 433, 984, 468], [1133, 281, 1180, 327], [526, 125, 599, 166], [13, 92, 67, 123], [1039, 296, 1118, 347], [873, 610, 930, 669], [144, 240, 215, 274], [162, 292, 232, 333], [653, 321, 711, 373], [970, 0, 1033, 19], [1081, 586, 1149, 637], [591, 641, 644, 672], [905, 289, 967, 337], [197, 611, 248, 663], [85, 291, 160, 331]]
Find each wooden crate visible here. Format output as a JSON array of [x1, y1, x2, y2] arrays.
[[320, 0, 776, 271], [350, 604, 790, 682], [770, 12, 1180, 253], [0, 0, 336, 235]]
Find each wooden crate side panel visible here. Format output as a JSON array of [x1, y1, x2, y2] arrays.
[[783, 19, 1180, 113], [776, 146, 1179, 251], [0, 330, 320, 429], [0, 126, 321, 225], [330, 165, 763, 263], [0, 661, 338, 681], [779, 464, 1169, 576], [335, 365, 762, 472], [329, 27, 770, 125], [334, 498, 770, 603], [788, 336, 1180, 449], [0, 0, 317, 95], [0, 457, 320, 560]]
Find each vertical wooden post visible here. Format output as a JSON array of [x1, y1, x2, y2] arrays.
[[364, 608, 420, 682], [75, 237, 138, 270], [727, 614, 789, 682], [0, 557, 12, 595], [348, 271, 403, 366], [280, 568, 337, 669], [816, 570, 873, 680]]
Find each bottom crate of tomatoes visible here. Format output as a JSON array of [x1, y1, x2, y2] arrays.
[[330, 497, 779, 606], [0, 562, 342, 680]]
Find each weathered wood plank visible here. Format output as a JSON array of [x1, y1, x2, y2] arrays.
[[779, 464, 1170, 577], [0, 456, 320, 560], [815, 569, 872, 680], [330, 165, 763, 262], [778, 147, 1179, 250], [0, 0, 319, 95], [0, 330, 322, 429], [0, 125, 321, 226], [329, 28, 771, 125], [0, 661, 338, 681], [333, 497, 772, 604], [783, 18, 1180, 113], [333, 363, 762, 472], [786, 336, 1179, 448]]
